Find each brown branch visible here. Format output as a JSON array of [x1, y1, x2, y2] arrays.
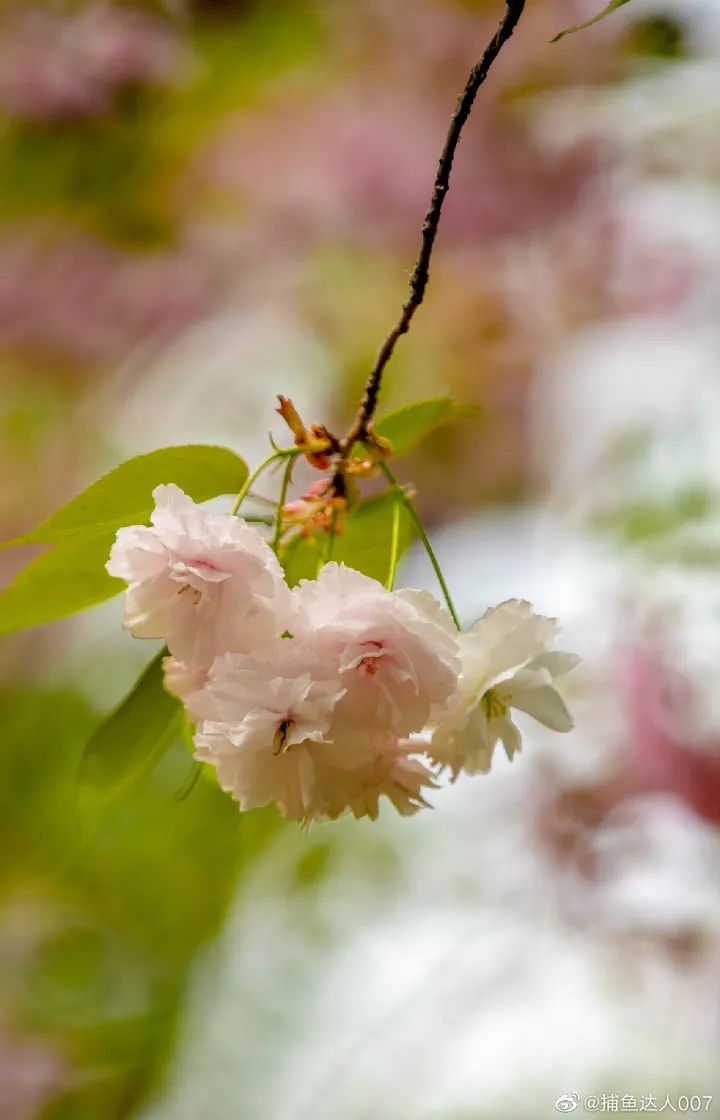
[[332, 0, 526, 493]]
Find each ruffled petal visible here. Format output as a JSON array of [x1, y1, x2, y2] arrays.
[[512, 684, 574, 732]]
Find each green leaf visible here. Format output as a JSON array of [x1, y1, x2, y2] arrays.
[[282, 491, 416, 587], [355, 397, 479, 459], [552, 0, 632, 42], [3, 444, 248, 548], [80, 651, 183, 813], [0, 534, 123, 635]]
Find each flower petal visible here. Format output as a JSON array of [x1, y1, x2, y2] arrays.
[[512, 685, 574, 732], [463, 599, 559, 682], [496, 715, 523, 762], [526, 650, 581, 679]]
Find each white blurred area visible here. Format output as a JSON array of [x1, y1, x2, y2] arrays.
[[127, 2, 720, 1117]]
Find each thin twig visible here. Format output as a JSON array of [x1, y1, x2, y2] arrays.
[[333, 0, 526, 490]]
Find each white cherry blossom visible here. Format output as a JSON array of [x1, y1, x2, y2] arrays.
[[430, 599, 579, 778]]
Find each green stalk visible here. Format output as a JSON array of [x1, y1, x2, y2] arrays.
[[272, 455, 295, 554], [231, 448, 299, 516], [379, 461, 461, 630], [326, 508, 338, 564], [385, 495, 401, 590], [316, 507, 338, 576]]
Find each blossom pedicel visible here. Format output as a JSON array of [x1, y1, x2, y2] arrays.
[[107, 486, 579, 824]]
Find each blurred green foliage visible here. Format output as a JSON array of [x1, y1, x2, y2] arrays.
[[593, 486, 712, 546], [80, 652, 182, 817], [0, 686, 281, 1119]]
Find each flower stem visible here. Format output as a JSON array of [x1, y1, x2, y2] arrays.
[[316, 508, 338, 576], [326, 508, 338, 564], [272, 455, 295, 554], [379, 461, 461, 630], [231, 448, 298, 516], [386, 494, 401, 591]]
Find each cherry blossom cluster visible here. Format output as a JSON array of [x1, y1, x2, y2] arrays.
[[107, 484, 578, 824]]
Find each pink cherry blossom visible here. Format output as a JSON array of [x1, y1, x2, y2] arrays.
[[316, 737, 436, 822], [190, 641, 351, 822], [191, 642, 435, 823], [107, 484, 293, 676], [291, 563, 460, 738], [108, 489, 578, 824]]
